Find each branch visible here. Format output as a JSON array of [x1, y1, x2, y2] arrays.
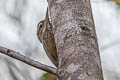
[[0, 46, 57, 75]]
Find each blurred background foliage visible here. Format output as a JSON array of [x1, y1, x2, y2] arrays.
[[108, 0, 120, 5], [0, 0, 120, 80], [40, 73, 57, 80], [114, 0, 120, 5]]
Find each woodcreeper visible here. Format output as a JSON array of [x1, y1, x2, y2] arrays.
[[37, 8, 58, 67]]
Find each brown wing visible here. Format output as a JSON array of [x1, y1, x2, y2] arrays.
[[42, 27, 58, 67], [40, 7, 58, 67], [42, 21, 58, 67]]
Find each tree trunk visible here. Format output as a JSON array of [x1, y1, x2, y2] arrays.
[[48, 0, 104, 80]]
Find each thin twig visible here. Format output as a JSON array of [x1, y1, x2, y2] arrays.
[[0, 46, 57, 75]]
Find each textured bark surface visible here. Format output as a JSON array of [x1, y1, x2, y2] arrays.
[[48, 0, 104, 80]]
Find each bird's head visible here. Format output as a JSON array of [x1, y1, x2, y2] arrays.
[[37, 20, 45, 42]]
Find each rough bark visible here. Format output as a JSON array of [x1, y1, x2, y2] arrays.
[[48, 0, 104, 80]]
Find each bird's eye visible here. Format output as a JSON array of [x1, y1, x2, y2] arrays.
[[40, 25, 43, 28], [38, 20, 44, 29], [38, 22, 43, 29]]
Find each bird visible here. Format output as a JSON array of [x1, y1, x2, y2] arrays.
[[37, 8, 58, 67]]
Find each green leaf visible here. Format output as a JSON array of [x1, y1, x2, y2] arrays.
[[40, 72, 57, 80]]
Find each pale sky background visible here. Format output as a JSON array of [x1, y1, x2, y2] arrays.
[[0, 0, 120, 80]]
